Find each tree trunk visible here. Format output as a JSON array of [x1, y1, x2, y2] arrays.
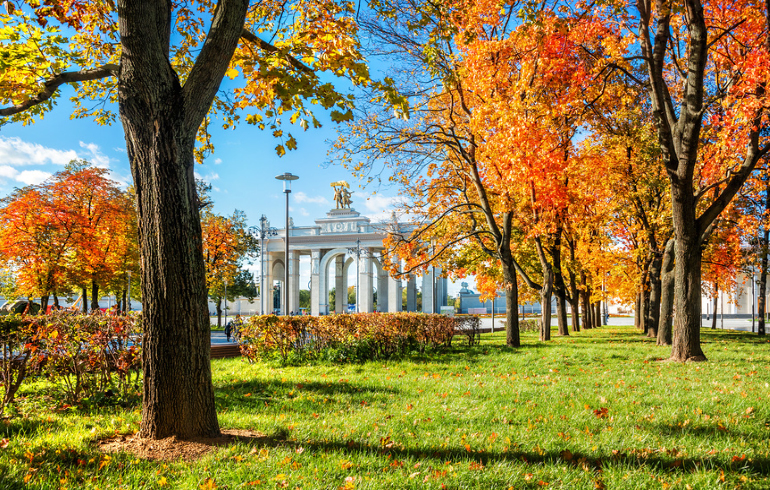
[[581, 275, 592, 329], [568, 272, 580, 333], [594, 301, 601, 327], [711, 288, 718, 330], [540, 281, 552, 341], [40, 295, 49, 314], [91, 280, 100, 312], [53, 292, 60, 308], [551, 232, 569, 336], [646, 253, 662, 338], [216, 298, 223, 327], [670, 194, 707, 362], [657, 239, 675, 346], [116, 0, 248, 439], [759, 182, 768, 336], [634, 291, 642, 329], [641, 270, 650, 335], [122, 289, 128, 314], [501, 255, 520, 347], [82, 286, 88, 314]]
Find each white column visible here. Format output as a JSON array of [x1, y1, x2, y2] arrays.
[[406, 274, 417, 312], [289, 250, 300, 314], [388, 275, 402, 312], [377, 266, 388, 312], [422, 271, 434, 313], [335, 255, 345, 314], [310, 249, 321, 316], [264, 252, 274, 314], [359, 248, 373, 313]]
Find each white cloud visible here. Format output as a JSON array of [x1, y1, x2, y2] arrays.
[[204, 172, 220, 181], [79, 141, 111, 168], [294, 191, 329, 204], [299, 207, 310, 216], [0, 166, 19, 179], [0, 136, 78, 166], [214, 158, 222, 165], [16, 170, 52, 185], [355, 192, 405, 222]]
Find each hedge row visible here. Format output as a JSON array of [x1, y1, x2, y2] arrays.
[[238, 312, 463, 364], [0, 312, 141, 414]]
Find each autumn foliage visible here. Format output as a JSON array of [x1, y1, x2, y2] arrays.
[[239, 313, 458, 364]]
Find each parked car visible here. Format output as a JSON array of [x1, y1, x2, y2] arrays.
[[0, 300, 41, 316]]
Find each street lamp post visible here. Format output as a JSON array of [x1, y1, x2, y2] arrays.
[[276, 172, 299, 315], [251, 215, 277, 315]]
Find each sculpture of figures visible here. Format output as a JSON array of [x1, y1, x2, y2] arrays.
[[331, 181, 352, 209], [341, 187, 353, 208]]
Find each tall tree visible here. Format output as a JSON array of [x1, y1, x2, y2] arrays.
[[632, 0, 770, 361], [1, 0, 366, 438]]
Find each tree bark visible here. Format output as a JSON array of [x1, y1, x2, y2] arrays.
[[581, 274, 592, 329], [122, 289, 128, 314], [759, 181, 769, 336], [646, 253, 662, 338], [82, 286, 88, 314], [711, 287, 718, 330], [657, 238, 675, 345], [594, 301, 601, 327], [501, 254, 520, 347], [551, 231, 569, 336], [117, 0, 249, 439], [53, 292, 60, 308], [91, 280, 100, 312], [634, 291, 642, 329], [535, 237, 553, 341], [40, 295, 49, 314]]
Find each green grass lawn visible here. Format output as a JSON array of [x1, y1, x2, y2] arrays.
[[1, 325, 768, 489]]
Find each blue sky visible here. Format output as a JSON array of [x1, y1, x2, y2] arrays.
[[0, 85, 473, 296]]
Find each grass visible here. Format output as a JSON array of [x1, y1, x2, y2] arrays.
[[1, 324, 769, 489]]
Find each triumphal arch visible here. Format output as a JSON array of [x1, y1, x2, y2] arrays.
[[261, 182, 447, 315]]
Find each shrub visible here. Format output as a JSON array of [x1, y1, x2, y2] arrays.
[[0, 314, 36, 416], [239, 313, 458, 365], [31, 312, 142, 405]]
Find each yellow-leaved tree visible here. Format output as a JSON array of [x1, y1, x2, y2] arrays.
[[0, 0, 368, 439]]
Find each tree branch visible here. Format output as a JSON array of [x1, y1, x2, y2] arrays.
[[182, 0, 249, 134], [0, 65, 118, 117], [240, 28, 314, 74]]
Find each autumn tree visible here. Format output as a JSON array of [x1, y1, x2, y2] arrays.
[[202, 209, 258, 326], [1, 0, 367, 438], [629, 0, 770, 361]]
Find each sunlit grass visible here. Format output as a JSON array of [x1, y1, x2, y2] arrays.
[[1, 324, 768, 489]]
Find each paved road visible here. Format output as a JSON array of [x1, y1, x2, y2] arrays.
[[479, 315, 764, 333]]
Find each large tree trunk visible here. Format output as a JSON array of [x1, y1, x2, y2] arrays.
[[657, 239, 675, 345], [40, 295, 49, 314], [646, 254, 662, 338], [82, 286, 88, 314], [53, 292, 60, 308], [121, 289, 128, 314], [551, 232, 569, 336], [759, 182, 768, 336], [117, 0, 249, 439], [501, 254, 520, 348], [91, 280, 100, 312], [670, 191, 707, 362]]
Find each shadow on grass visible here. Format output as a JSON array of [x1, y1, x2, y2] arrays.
[[239, 427, 770, 477]]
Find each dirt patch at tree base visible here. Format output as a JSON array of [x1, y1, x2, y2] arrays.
[[96, 429, 265, 462]]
